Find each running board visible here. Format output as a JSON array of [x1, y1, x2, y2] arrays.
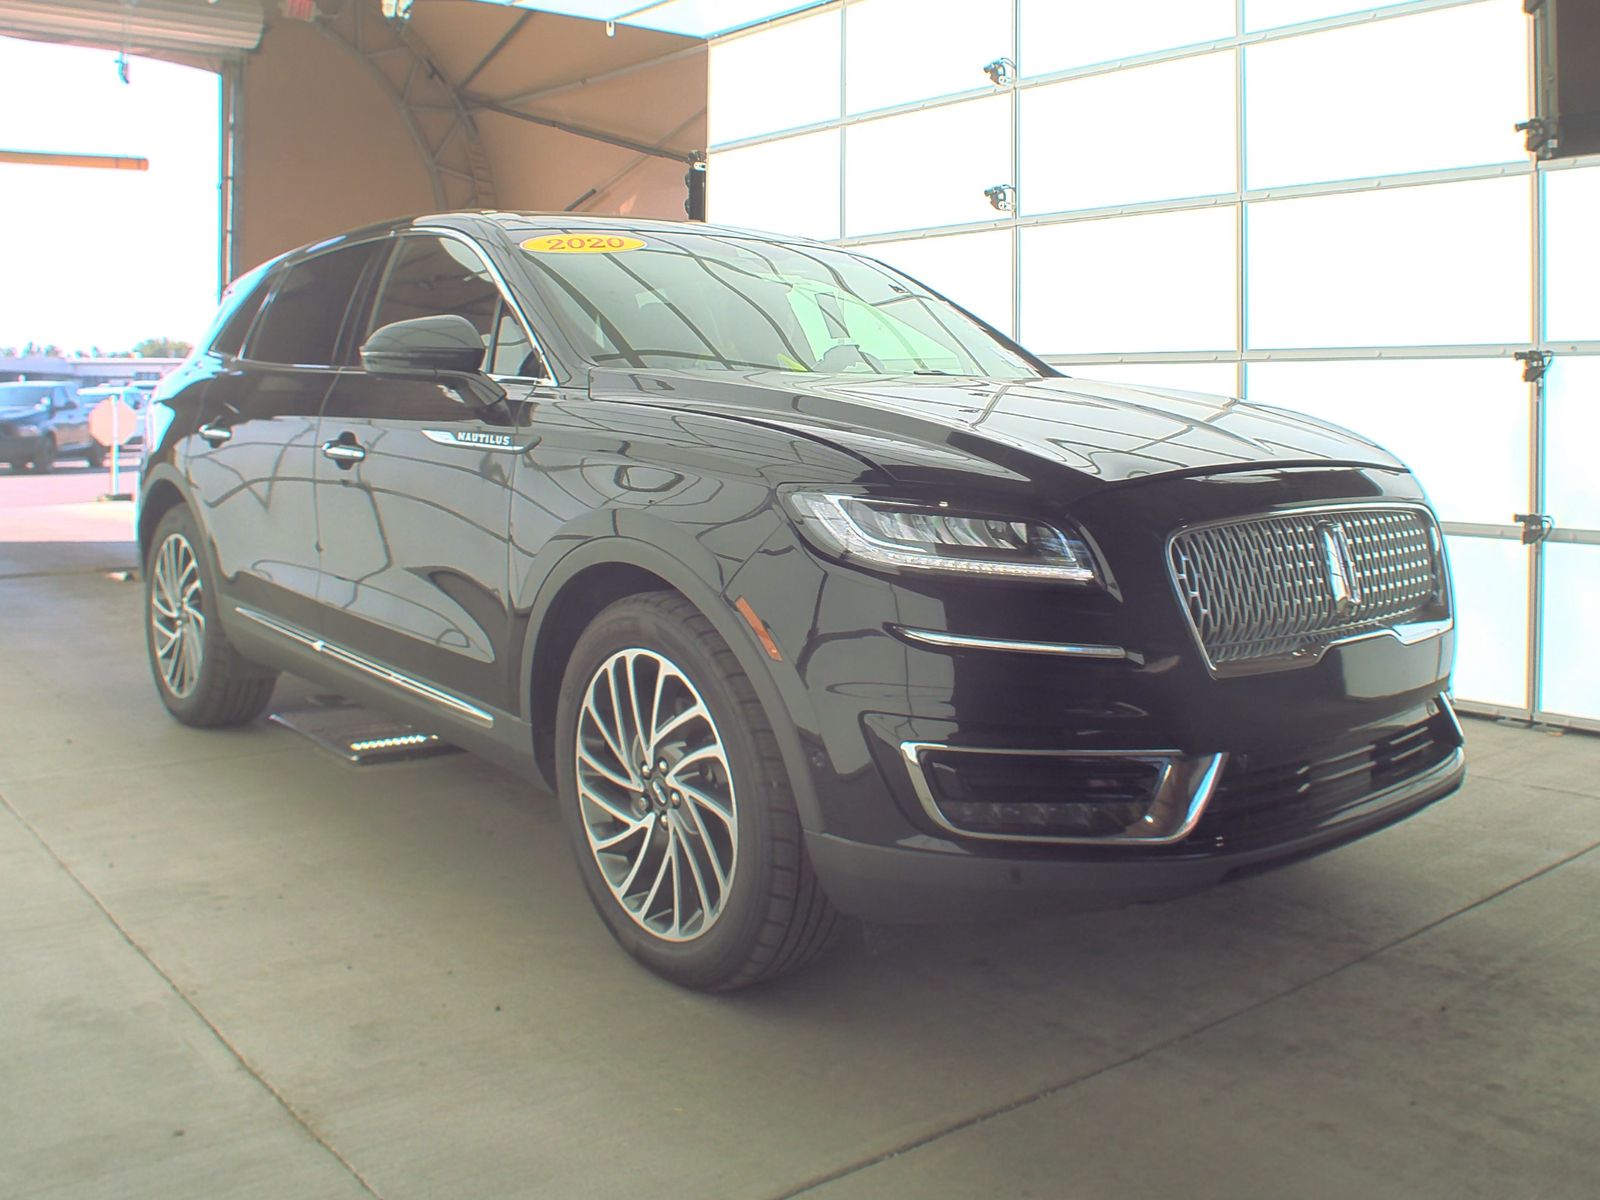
[[269, 695, 462, 766]]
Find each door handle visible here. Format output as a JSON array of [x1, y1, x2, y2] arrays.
[[197, 423, 232, 445], [321, 439, 367, 466]]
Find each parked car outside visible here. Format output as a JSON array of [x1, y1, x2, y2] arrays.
[[0, 380, 102, 470], [136, 214, 1464, 990]]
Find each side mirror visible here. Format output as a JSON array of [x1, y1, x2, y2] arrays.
[[360, 314, 506, 407]]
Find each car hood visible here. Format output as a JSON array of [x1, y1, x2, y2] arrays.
[[588, 369, 1402, 495], [0, 404, 47, 420]]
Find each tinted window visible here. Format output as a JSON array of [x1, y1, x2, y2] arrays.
[[210, 267, 276, 358], [369, 234, 544, 379], [249, 243, 382, 366]]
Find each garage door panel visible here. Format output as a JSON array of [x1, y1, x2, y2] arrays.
[[856, 229, 1015, 337], [1544, 165, 1600, 343], [1445, 535, 1530, 712], [1019, 0, 1233, 75], [708, 8, 840, 146], [844, 95, 1011, 237], [1022, 52, 1236, 215], [1245, 358, 1530, 528], [1245, 3, 1527, 189], [1020, 206, 1237, 355], [1540, 544, 1600, 723], [1247, 176, 1532, 349], [708, 129, 840, 241], [845, 0, 1011, 114]]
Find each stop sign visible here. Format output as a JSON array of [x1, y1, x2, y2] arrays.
[[88, 396, 140, 447]]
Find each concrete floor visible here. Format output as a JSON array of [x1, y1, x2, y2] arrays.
[[3, 476, 1598, 1199]]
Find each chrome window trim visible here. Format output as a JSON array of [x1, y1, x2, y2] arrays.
[[899, 741, 1228, 847], [409, 224, 558, 387], [234, 605, 495, 728], [891, 626, 1129, 660], [1164, 500, 1452, 678]]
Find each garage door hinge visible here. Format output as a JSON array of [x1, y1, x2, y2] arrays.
[[984, 57, 1017, 86], [1515, 116, 1560, 158], [1515, 349, 1551, 383], [1514, 513, 1555, 545], [985, 183, 1016, 212]]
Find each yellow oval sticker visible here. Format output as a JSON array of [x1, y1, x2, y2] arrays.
[[521, 234, 646, 255]]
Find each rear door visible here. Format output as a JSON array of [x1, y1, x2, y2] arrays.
[[313, 229, 550, 715], [188, 240, 385, 631]]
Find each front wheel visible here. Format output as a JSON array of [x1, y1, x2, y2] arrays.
[[144, 505, 279, 726], [555, 592, 838, 990], [25, 436, 56, 472]]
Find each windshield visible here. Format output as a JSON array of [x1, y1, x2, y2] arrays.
[[513, 229, 1044, 380], [0, 384, 54, 410]]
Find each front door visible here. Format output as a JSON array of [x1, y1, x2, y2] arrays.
[[313, 231, 548, 714]]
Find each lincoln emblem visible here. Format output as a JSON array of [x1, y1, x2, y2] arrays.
[[1318, 521, 1362, 616]]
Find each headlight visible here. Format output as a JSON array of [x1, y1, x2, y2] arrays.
[[15, 422, 40, 435], [785, 492, 1099, 584]]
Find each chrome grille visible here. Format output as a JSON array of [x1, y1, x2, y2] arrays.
[[1168, 506, 1442, 669]]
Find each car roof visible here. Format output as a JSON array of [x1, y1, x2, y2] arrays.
[[279, 211, 829, 264]]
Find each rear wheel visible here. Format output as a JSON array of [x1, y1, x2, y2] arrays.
[[555, 591, 838, 990], [85, 441, 106, 468], [145, 505, 278, 726]]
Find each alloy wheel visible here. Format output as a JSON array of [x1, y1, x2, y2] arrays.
[[574, 648, 738, 942], [150, 532, 206, 698]]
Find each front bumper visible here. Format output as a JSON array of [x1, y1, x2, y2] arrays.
[[721, 466, 1463, 921], [807, 740, 1464, 922]]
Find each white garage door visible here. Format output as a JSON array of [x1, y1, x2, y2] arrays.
[[706, 0, 1600, 730]]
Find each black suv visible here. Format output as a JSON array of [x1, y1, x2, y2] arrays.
[[138, 214, 1464, 989], [0, 380, 104, 470]]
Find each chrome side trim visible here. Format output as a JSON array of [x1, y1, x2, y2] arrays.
[[421, 429, 537, 453], [234, 606, 495, 728], [892, 626, 1128, 660], [899, 742, 1228, 847]]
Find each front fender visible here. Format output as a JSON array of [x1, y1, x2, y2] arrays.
[[515, 522, 829, 833]]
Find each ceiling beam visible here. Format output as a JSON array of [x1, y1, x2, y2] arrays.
[[474, 99, 691, 160], [469, 40, 705, 112], [458, 8, 536, 90]]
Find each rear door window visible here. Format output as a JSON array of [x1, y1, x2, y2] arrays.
[[209, 267, 277, 359], [248, 242, 384, 367]]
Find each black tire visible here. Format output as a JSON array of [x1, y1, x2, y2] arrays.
[[555, 591, 838, 991], [85, 441, 107, 469], [26, 436, 56, 472], [144, 505, 278, 727]]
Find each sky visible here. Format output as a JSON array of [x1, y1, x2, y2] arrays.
[[0, 36, 220, 354]]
